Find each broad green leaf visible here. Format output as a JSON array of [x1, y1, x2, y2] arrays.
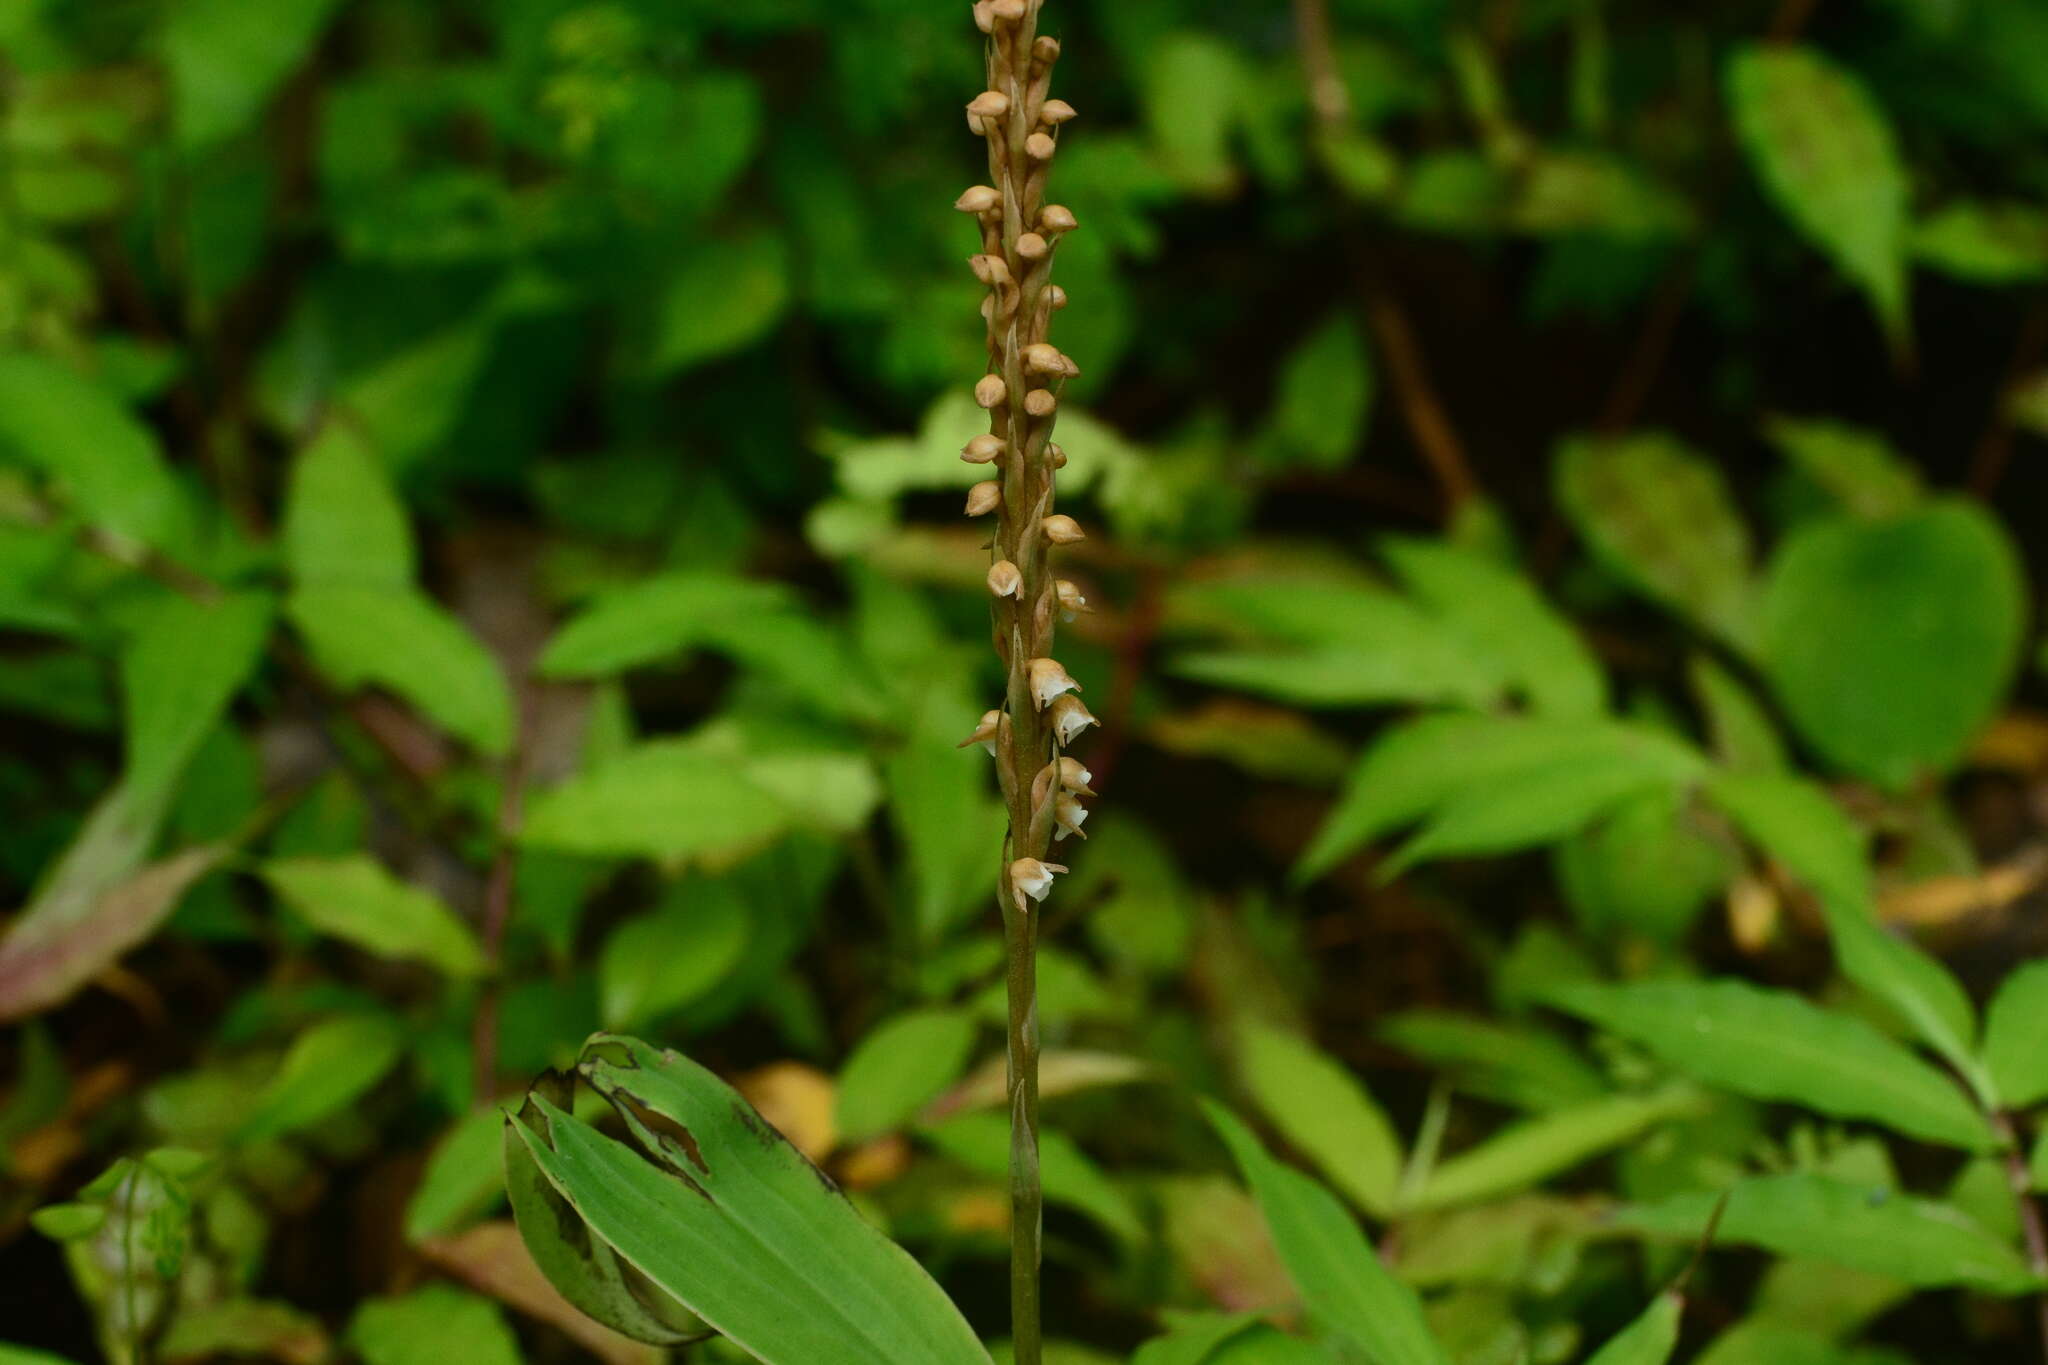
[[1408, 1087, 1705, 1212], [522, 740, 792, 863], [1585, 1292, 1681, 1365], [288, 586, 514, 755], [1556, 788, 1732, 943], [1762, 501, 2023, 788], [1541, 979, 1992, 1151], [836, 1009, 979, 1142], [651, 232, 791, 375], [1707, 771, 1983, 1092], [262, 855, 488, 976], [1555, 432, 1756, 650], [1379, 537, 1606, 719], [1378, 1012, 1607, 1112], [599, 880, 751, 1029], [123, 591, 274, 800], [405, 1107, 506, 1243], [1129, 1314, 1265, 1365], [1728, 45, 1910, 347], [281, 424, 414, 590], [1763, 417, 1923, 521], [1984, 960, 2048, 1109], [513, 1036, 993, 1364], [503, 1071, 710, 1347], [348, 1285, 520, 1365], [1913, 201, 2048, 284], [1264, 315, 1372, 471], [239, 1012, 406, 1144], [1617, 1173, 2039, 1294], [342, 315, 497, 470], [1202, 1102, 1448, 1365], [1142, 33, 1248, 194], [1234, 1019, 1402, 1218], [923, 1111, 1143, 1245], [166, 0, 347, 151], [538, 572, 799, 678], [1297, 715, 1703, 884], [0, 353, 188, 554]]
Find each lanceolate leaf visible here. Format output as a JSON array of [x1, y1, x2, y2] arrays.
[[1983, 960, 2048, 1110], [239, 1013, 407, 1144], [1203, 1102, 1448, 1365], [0, 353, 189, 555], [1408, 1087, 1707, 1212], [836, 1009, 980, 1143], [1541, 979, 1992, 1151], [1727, 45, 1910, 348], [1584, 1292, 1682, 1365], [262, 855, 488, 977], [123, 591, 275, 800], [288, 586, 514, 756], [511, 1036, 992, 1365], [1617, 1174, 2039, 1294], [1233, 1019, 1403, 1218], [282, 424, 415, 591]]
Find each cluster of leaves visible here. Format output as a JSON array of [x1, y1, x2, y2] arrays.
[[5, 0, 2048, 1362]]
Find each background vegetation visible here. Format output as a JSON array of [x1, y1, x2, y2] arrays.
[[5, 0, 2048, 1361]]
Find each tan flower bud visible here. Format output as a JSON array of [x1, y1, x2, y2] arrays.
[[1025, 342, 1064, 374], [1039, 204, 1078, 233], [1058, 354, 1082, 378], [1054, 579, 1090, 615], [980, 294, 995, 321], [974, 374, 1008, 409], [1047, 442, 1068, 468], [1055, 755, 1096, 793], [991, 0, 1026, 20], [958, 708, 1003, 754], [972, 1, 995, 33], [1040, 98, 1078, 124], [1027, 657, 1081, 709], [1026, 132, 1057, 161], [1016, 232, 1049, 261], [1049, 692, 1099, 744], [955, 185, 1001, 213], [1010, 857, 1067, 906], [961, 434, 1006, 464], [1054, 792, 1089, 840], [1025, 389, 1057, 417], [965, 480, 1003, 515], [1048, 285, 1069, 310], [968, 253, 1011, 287], [1041, 514, 1084, 543], [967, 90, 1012, 120], [987, 559, 1022, 597], [1034, 35, 1062, 64]]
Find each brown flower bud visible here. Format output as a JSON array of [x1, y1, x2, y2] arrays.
[[1024, 342, 1064, 374], [1016, 232, 1049, 261], [1033, 35, 1061, 63], [1026, 132, 1057, 161], [1049, 693, 1099, 744], [1039, 204, 1078, 234], [987, 559, 1023, 597], [967, 90, 1012, 120], [1041, 514, 1084, 544], [958, 708, 1003, 752], [961, 434, 1006, 464], [965, 481, 1003, 515], [1048, 285, 1069, 310], [1039, 98, 1078, 124], [972, 2, 995, 34], [974, 374, 1008, 409], [1054, 792, 1089, 841], [1025, 388, 1058, 417], [968, 253, 1011, 287], [1027, 658, 1082, 710], [955, 185, 1001, 213], [991, 0, 1026, 20], [1047, 442, 1068, 468], [1055, 579, 1091, 615]]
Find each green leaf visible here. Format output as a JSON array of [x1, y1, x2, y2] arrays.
[[923, 1111, 1143, 1245], [348, 1284, 521, 1365], [1379, 537, 1606, 720], [1913, 201, 2048, 284], [281, 424, 414, 590], [836, 1009, 979, 1142], [0, 353, 188, 554], [1540, 979, 1993, 1151], [1129, 1314, 1266, 1365], [1763, 417, 1923, 521], [1555, 431, 1757, 650], [1233, 1019, 1402, 1218], [239, 1012, 406, 1144], [123, 591, 274, 800], [1264, 315, 1373, 471], [522, 739, 793, 864], [1202, 1102, 1448, 1365], [405, 1107, 506, 1243], [599, 880, 751, 1029], [512, 1036, 993, 1365], [538, 572, 800, 678], [1555, 788, 1732, 943], [262, 854, 488, 976], [1617, 1173, 2039, 1294], [1727, 45, 1910, 348], [1762, 501, 2024, 788], [288, 586, 514, 755], [1408, 1087, 1705, 1212], [1984, 960, 2048, 1110], [651, 232, 791, 375], [1584, 1292, 1682, 1365], [1142, 33, 1248, 194], [1688, 656, 1787, 776], [1378, 1012, 1608, 1113], [0, 1344, 84, 1364], [886, 690, 1010, 943], [165, 0, 347, 151]]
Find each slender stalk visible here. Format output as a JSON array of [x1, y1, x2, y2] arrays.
[[955, 6, 1098, 1359], [1994, 1115, 2048, 1362]]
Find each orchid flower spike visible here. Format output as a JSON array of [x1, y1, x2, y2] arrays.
[[958, 709, 1003, 755], [1048, 693, 1098, 745], [1027, 657, 1080, 709], [1010, 857, 1068, 906]]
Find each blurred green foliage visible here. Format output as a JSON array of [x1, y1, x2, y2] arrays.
[[4, 0, 2048, 1360]]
